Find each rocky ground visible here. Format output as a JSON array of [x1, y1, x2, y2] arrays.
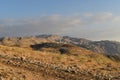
[[0, 45, 120, 80]]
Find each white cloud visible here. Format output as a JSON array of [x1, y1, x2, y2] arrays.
[[93, 12, 113, 21], [0, 13, 120, 41]]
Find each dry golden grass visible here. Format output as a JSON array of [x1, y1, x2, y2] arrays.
[[0, 44, 118, 66], [0, 45, 120, 80]]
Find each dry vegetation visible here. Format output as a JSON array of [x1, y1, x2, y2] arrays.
[[0, 44, 120, 80]]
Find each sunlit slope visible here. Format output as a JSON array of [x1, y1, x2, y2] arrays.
[[0, 45, 120, 80]]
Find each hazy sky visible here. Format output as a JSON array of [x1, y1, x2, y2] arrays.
[[0, 0, 120, 41]]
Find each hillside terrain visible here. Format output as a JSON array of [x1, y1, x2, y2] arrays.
[[0, 42, 120, 80], [0, 35, 120, 59], [0, 35, 120, 80]]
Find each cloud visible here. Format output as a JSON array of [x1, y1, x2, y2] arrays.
[[0, 13, 120, 41], [0, 15, 83, 37], [92, 13, 113, 22]]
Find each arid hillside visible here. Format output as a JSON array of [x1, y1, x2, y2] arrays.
[[0, 43, 120, 80], [1, 35, 120, 60]]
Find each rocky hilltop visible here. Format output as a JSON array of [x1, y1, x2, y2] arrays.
[[0, 35, 120, 59], [0, 35, 120, 79], [0, 42, 120, 80]]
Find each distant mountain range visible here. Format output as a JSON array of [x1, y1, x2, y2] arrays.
[[0, 34, 120, 60]]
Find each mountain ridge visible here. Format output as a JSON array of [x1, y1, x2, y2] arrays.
[[0, 35, 120, 79], [0, 34, 120, 60]]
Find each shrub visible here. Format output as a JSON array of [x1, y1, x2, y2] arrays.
[[59, 47, 70, 54]]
